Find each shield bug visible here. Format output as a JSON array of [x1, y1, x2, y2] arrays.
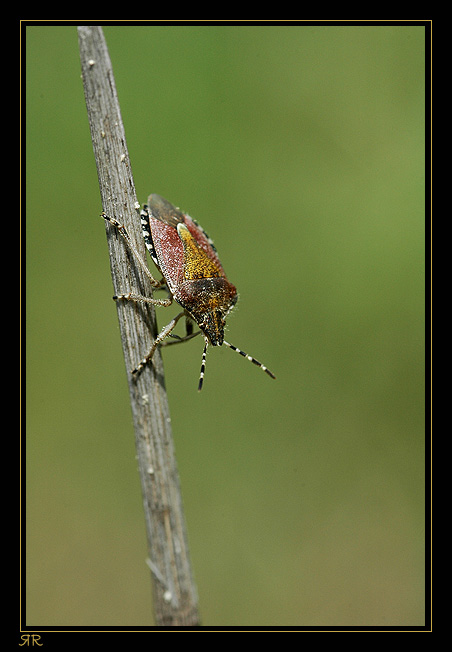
[[103, 194, 275, 390]]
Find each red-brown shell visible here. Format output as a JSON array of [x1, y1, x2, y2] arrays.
[[145, 194, 237, 345]]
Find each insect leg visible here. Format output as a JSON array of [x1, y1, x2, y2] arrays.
[[102, 212, 165, 289], [161, 316, 201, 346], [162, 329, 202, 347], [113, 292, 172, 308], [131, 311, 186, 375]]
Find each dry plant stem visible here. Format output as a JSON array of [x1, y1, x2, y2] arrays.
[[78, 25, 200, 627]]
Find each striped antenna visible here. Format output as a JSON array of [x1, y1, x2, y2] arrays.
[[198, 338, 275, 391], [223, 340, 276, 380], [198, 339, 209, 391]]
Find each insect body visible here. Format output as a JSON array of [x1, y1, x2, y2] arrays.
[[103, 194, 275, 390]]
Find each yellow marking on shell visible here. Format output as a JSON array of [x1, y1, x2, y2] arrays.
[[177, 223, 222, 280]]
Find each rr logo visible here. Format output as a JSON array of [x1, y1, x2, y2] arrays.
[[19, 635, 42, 646]]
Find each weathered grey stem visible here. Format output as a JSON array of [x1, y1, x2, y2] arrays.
[[78, 25, 200, 627]]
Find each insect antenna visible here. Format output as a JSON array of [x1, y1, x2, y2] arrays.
[[223, 340, 276, 380], [198, 339, 209, 391], [198, 339, 275, 390]]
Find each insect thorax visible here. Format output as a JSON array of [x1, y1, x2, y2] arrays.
[[174, 277, 237, 346]]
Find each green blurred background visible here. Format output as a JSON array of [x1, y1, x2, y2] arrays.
[[25, 24, 426, 627]]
